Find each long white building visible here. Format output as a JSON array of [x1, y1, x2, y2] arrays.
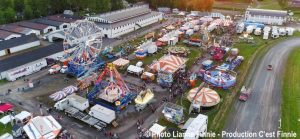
[[87, 5, 162, 38], [245, 8, 288, 25]]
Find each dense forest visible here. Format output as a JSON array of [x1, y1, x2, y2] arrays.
[[0, 0, 216, 25], [128, 0, 215, 11], [0, 0, 124, 24]]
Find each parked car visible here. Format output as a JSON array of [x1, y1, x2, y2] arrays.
[[239, 86, 251, 102]]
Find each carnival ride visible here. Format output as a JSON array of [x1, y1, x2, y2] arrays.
[[199, 70, 237, 89], [135, 89, 154, 111], [87, 63, 136, 112], [0, 102, 13, 113], [63, 20, 105, 77]]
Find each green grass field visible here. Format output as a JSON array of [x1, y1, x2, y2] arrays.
[[258, 0, 283, 10], [281, 48, 300, 137]]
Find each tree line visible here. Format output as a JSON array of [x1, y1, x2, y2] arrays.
[[0, 0, 124, 25], [127, 0, 215, 11]]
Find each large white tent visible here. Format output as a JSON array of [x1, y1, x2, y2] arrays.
[[23, 115, 62, 139], [184, 114, 208, 139]]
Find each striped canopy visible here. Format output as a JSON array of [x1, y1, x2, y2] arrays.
[[187, 87, 220, 107], [49, 91, 67, 101], [150, 55, 187, 73], [113, 58, 130, 67], [63, 85, 78, 95]]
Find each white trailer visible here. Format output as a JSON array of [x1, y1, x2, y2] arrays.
[[207, 23, 217, 32], [193, 25, 200, 32], [286, 27, 294, 36], [185, 29, 194, 36], [271, 26, 279, 38], [263, 32, 269, 40], [54, 94, 89, 111], [6, 59, 47, 81], [246, 25, 255, 34], [254, 28, 262, 36], [89, 105, 116, 124], [278, 28, 286, 36], [236, 22, 245, 34]]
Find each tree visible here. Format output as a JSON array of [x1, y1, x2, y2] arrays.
[[111, 0, 123, 11], [24, 5, 33, 19], [14, 0, 25, 13], [0, 11, 5, 24], [4, 7, 16, 23]]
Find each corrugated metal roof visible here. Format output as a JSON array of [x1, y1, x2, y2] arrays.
[[0, 34, 39, 51], [0, 24, 33, 35], [0, 43, 63, 72], [0, 30, 16, 39], [93, 5, 151, 23], [95, 12, 161, 28], [33, 18, 65, 27], [47, 14, 79, 23], [247, 8, 287, 17], [13, 21, 50, 30]]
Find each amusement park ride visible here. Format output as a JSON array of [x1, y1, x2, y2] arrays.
[[87, 63, 136, 112], [63, 20, 105, 77]]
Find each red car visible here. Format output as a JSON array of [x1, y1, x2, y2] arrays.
[[267, 65, 273, 70], [239, 86, 251, 102], [0, 103, 13, 113]]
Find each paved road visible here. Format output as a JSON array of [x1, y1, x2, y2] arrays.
[[224, 37, 300, 138]]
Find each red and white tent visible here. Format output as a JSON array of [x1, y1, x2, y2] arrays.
[[187, 87, 220, 107], [149, 55, 187, 73]]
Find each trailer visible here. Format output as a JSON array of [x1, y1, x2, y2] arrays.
[[236, 22, 245, 34], [185, 29, 194, 36], [89, 104, 116, 124], [278, 28, 286, 36], [246, 25, 255, 34], [254, 28, 262, 36], [54, 94, 89, 111], [271, 26, 279, 38], [49, 64, 61, 74], [6, 59, 47, 81]]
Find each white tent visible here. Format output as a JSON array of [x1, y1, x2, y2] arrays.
[[184, 114, 208, 139], [127, 65, 144, 75], [149, 123, 166, 136], [0, 115, 14, 125], [23, 115, 62, 139], [15, 111, 32, 122]]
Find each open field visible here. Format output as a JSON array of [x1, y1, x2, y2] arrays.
[[257, 0, 282, 10], [281, 48, 300, 136]]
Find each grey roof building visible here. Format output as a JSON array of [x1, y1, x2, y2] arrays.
[[0, 30, 21, 40], [32, 18, 70, 30], [245, 8, 288, 25], [0, 34, 39, 51], [87, 4, 162, 38], [0, 25, 38, 35], [0, 43, 63, 73]]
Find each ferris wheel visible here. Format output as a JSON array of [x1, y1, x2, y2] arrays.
[[63, 20, 103, 66]]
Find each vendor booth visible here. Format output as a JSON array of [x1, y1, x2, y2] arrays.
[[112, 58, 130, 68], [149, 55, 187, 87], [127, 65, 144, 75]]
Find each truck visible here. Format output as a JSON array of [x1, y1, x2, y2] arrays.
[[54, 94, 89, 111], [54, 94, 107, 131], [89, 104, 116, 124], [60, 65, 68, 74], [49, 64, 61, 74]]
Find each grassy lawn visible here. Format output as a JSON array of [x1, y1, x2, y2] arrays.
[[281, 48, 300, 137], [0, 115, 12, 135], [257, 0, 283, 10], [0, 79, 8, 85]]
